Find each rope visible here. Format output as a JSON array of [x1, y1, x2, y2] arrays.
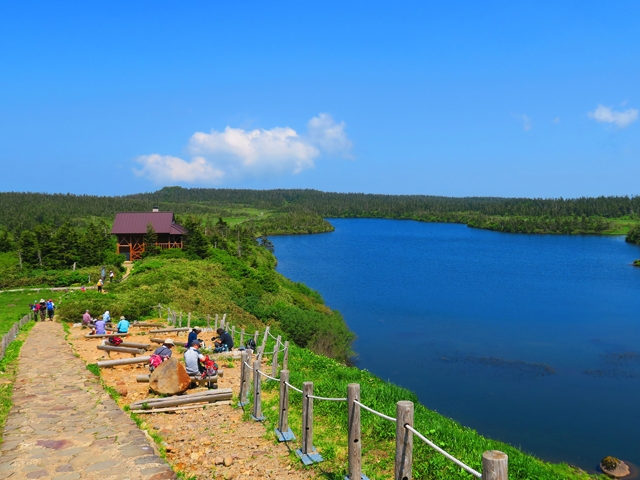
[[267, 330, 279, 340], [354, 400, 397, 423], [306, 394, 347, 402], [405, 425, 482, 478], [285, 382, 303, 393], [257, 369, 279, 382]]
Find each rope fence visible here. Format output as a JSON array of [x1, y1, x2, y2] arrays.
[[0, 312, 33, 361], [237, 340, 509, 480]]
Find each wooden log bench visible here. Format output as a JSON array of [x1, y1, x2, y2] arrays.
[[129, 388, 232, 410], [149, 327, 190, 334], [85, 333, 129, 339], [150, 337, 187, 347], [97, 355, 151, 368], [136, 373, 219, 386], [97, 345, 146, 356]]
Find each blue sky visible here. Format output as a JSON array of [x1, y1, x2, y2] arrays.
[[1, 1, 638, 198]]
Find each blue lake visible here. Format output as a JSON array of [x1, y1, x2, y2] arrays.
[[271, 219, 640, 471]]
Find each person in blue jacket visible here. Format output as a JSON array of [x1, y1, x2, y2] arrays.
[[116, 316, 130, 333]]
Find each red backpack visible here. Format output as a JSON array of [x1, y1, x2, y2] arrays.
[[109, 336, 123, 346]]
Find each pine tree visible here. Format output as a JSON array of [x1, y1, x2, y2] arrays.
[[143, 223, 160, 258], [182, 217, 210, 259]]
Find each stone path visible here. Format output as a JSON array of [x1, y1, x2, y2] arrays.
[[0, 322, 176, 480]]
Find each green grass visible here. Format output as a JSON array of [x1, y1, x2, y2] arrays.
[[0, 321, 35, 442], [603, 217, 636, 235], [0, 291, 37, 336]]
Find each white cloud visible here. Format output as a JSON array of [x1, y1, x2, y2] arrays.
[[512, 114, 532, 131], [134, 113, 352, 184], [588, 104, 638, 128], [134, 154, 224, 183]]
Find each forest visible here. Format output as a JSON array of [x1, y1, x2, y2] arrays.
[[0, 188, 639, 265]]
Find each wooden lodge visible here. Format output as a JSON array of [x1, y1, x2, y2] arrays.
[[111, 209, 187, 261]]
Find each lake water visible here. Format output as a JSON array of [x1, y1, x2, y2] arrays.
[[271, 219, 640, 471]]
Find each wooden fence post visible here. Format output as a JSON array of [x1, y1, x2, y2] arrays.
[[179, 312, 182, 327], [239, 350, 250, 406], [251, 359, 265, 421], [395, 401, 413, 480], [271, 335, 281, 377], [221, 313, 226, 329], [275, 369, 295, 441], [231, 326, 235, 343], [215, 314, 219, 331], [207, 314, 210, 330], [187, 313, 191, 329], [282, 341, 290, 371], [482, 451, 508, 480], [296, 381, 323, 465], [261, 326, 270, 349], [253, 331, 259, 345], [240, 328, 245, 346], [347, 383, 367, 480]]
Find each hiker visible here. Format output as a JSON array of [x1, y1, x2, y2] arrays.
[[213, 328, 234, 353], [38, 299, 47, 322], [116, 316, 129, 333], [186, 327, 202, 349], [32, 301, 40, 321], [109, 270, 114, 282], [46, 299, 55, 321], [103, 310, 111, 323], [184, 340, 205, 376], [93, 316, 106, 335], [153, 338, 174, 359], [97, 278, 104, 293], [82, 310, 92, 327]]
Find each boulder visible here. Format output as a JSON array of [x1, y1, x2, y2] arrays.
[[149, 357, 190, 395]]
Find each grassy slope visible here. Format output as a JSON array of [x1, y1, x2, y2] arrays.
[[54, 255, 602, 479]]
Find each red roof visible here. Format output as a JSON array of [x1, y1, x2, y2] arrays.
[[111, 212, 187, 235]]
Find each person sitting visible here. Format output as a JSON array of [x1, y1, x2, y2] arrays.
[[153, 338, 175, 359], [116, 316, 130, 333], [93, 317, 106, 335], [213, 328, 234, 353], [82, 310, 92, 327], [186, 327, 202, 349], [103, 310, 111, 323], [184, 340, 205, 376]]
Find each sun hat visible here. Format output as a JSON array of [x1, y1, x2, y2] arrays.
[[164, 338, 175, 346], [40, 299, 45, 303], [120, 316, 125, 320], [194, 327, 202, 332]]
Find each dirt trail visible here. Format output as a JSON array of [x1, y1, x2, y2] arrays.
[[67, 324, 316, 480], [0, 322, 175, 480]]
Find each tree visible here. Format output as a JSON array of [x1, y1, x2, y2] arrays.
[[18, 230, 39, 267], [48, 222, 80, 268], [143, 222, 160, 258], [258, 234, 274, 253], [626, 223, 640, 245], [0, 230, 13, 253], [182, 217, 210, 259]]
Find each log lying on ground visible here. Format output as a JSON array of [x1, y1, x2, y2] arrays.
[[129, 388, 232, 410], [150, 338, 187, 347], [130, 401, 231, 414], [86, 333, 129, 339], [149, 327, 190, 334], [118, 341, 151, 350], [136, 374, 218, 383], [97, 345, 146, 355], [132, 322, 164, 327], [97, 355, 151, 368]]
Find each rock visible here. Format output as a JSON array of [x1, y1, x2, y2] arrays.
[[223, 456, 233, 467], [116, 386, 128, 397], [149, 357, 190, 395], [600, 456, 631, 478], [214, 456, 224, 465]]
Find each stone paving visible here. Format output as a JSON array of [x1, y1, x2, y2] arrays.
[[0, 322, 176, 480]]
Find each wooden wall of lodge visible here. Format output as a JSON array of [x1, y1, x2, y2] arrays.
[[116, 234, 184, 260]]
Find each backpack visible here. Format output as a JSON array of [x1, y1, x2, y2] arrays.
[[109, 336, 123, 346], [149, 354, 163, 372], [46, 301, 54, 311], [200, 355, 218, 378], [245, 338, 257, 351]]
